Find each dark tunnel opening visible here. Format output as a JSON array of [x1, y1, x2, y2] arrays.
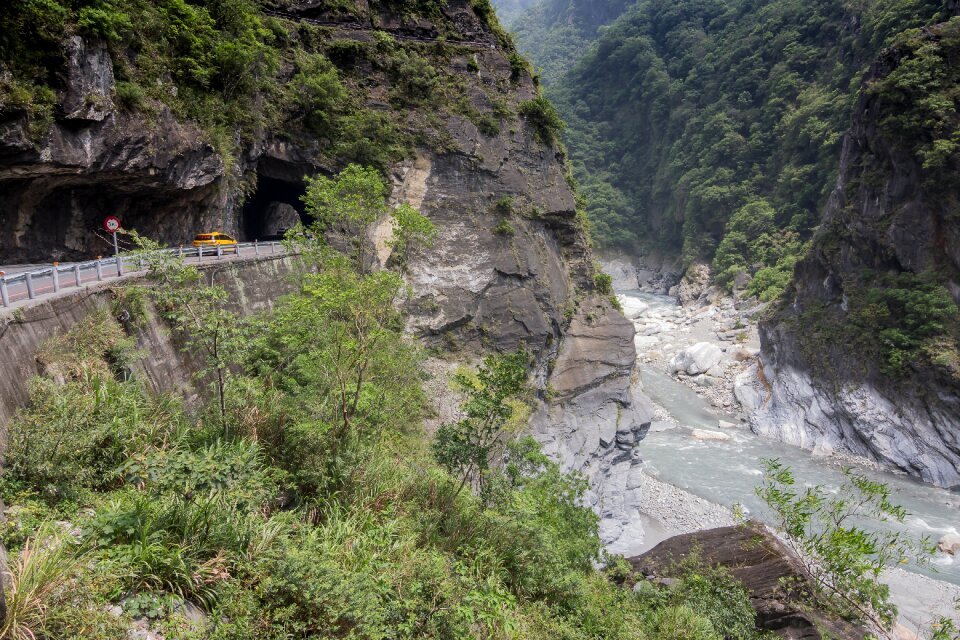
[[240, 175, 309, 240]]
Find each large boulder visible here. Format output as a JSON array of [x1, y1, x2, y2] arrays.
[[599, 257, 641, 290], [676, 262, 711, 306], [630, 524, 866, 639], [669, 342, 724, 376], [938, 533, 960, 555]]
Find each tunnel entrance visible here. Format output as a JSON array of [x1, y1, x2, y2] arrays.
[[240, 175, 309, 240]]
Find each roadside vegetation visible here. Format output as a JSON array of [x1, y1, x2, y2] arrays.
[[0, 165, 764, 639]]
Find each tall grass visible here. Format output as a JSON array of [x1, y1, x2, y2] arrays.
[[0, 524, 80, 640]]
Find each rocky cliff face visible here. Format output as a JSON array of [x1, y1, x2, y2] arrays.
[[0, 0, 652, 547], [744, 18, 960, 488]]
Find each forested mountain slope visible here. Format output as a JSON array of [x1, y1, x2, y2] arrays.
[[746, 16, 960, 487], [547, 0, 951, 300], [501, 0, 631, 86]]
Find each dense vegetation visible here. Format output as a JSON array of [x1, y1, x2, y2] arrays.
[[0, 0, 526, 176], [508, 0, 952, 300], [0, 165, 768, 639], [505, 0, 630, 87]]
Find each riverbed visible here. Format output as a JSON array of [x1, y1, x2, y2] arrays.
[[619, 289, 960, 632]]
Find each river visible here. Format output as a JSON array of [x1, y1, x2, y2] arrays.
[[620, 291, 960, 592]]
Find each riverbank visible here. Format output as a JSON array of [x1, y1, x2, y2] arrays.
[[612, 283, 960, 636]]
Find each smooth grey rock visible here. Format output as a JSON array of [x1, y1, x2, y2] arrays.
[[599, 257, 641, 290], [262, 202, 300, 237], [677, 263, 711, 306], [669, 342, 724, 376], [732, 270, 752, 291], [734, 364, 766, 412], [531, 299, 655, 553], [62, 36, 114, 121]]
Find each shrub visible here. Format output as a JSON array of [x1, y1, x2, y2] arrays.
[[845, 270, 959, 375], [494, 218, 516, 236], [645, 604, 720, 640], [432, 351, 530, 498], [1, 524, 83, 640], [509, 52, 528, 81], [389, 202, 437, 270], [594, 271, 614, 295], [6, 374, 182, 504], [519, 95, 565, 145], [757, 459, 935, 629]]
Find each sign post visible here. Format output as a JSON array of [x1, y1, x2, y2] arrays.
[[103, 216, 122, 275]]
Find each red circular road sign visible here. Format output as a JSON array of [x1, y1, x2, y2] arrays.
[[103, 215, 121, 233]]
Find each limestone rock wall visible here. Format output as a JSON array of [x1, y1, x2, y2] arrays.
[[0, 0, 654, 547], [749, 22, 960, 488]]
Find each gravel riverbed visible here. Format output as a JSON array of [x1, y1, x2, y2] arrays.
[[618, 287, 960, 635]]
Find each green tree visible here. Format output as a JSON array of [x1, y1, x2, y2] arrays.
[[300, 164, 388, 270], [248, 253, 423, 497], [432, 350, 530, 498], [131, 233, 243, 431], [756, 459, 935, 630], [388, 202, 437, 271]]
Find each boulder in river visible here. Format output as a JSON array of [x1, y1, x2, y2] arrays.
[[669, 342, 724, 375], [938, 533, 960, 555], [691, 428, 731, 441], [629, 523, 867, 639]]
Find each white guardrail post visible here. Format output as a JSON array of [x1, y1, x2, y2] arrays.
[[5, 240, 282, 309]]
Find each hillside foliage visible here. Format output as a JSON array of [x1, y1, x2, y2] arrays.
[[0, 164, 765, 639], [0, 0, 525, 175], [510, 0, 951, 299]]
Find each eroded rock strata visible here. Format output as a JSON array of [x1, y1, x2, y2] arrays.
[[0, 0, 652, 548], [747, 20, 960, 488]]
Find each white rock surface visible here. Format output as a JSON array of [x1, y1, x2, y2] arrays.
[[938, 533, 960, 555], [691, 429, 732, 441], [618, 294, 649, 319], [669, 342, 724, 376], [734, 364, 766, 412]]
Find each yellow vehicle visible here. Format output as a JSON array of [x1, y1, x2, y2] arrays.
[[192, 232, 237, 249]]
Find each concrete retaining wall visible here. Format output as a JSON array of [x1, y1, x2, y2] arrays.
[[0, 255, 304, 428]]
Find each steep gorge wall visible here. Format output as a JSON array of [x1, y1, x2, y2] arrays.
[[0, 0, 652, 547], [742, 19, 960, 488]]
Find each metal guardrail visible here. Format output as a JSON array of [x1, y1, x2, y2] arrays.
[[0, 241, 286, 308]]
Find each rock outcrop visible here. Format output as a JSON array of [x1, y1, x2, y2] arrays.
[[747, 20, 960, 488], [0, 0, 653, 550], [531, 301, 654, 555], [598, 252, 682, 295], [630, 524, 866, 639]]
